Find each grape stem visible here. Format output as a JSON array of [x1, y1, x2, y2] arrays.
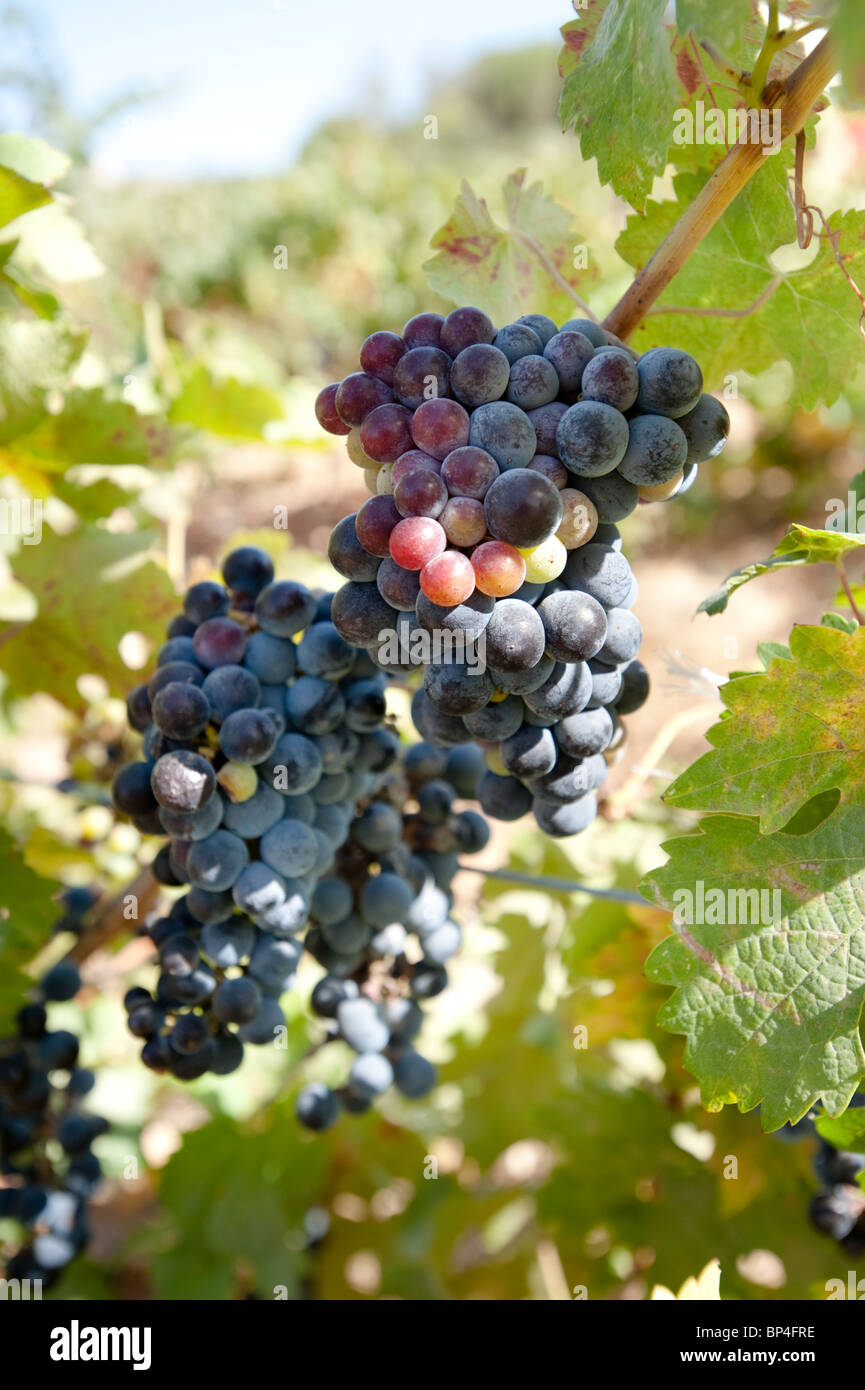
[[836, 564, 864, 626], [66, 866, 160, 966], [603, 34, 837, 341], [456, 863, 648, 904]]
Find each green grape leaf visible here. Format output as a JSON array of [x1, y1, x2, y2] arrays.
[[559, 0, 678, 211], [616, 159, 865, 408], [698, 523, 865, 614], [168, 363, 284, 439], [674, 0, 755, 53], [0, 163, 52, 234], [0, 829, 61, 1028], [1, 525, 178, 712], [665, 623, 865, 832], [423, 170, 595, 324], [835, 0, 865, 104], [815, 1104, 865, 1150], [644, 807, 865, 1129], [0, 135, 71, 185], [0, 390, 179, 497]]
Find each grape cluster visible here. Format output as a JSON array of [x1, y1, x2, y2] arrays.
[[112, 547, 399, 1080], [808, 1106, 865, 1255], [0, 958, 106, 1288], [319, 307, 730, 835], [295, 741, 489, 1129]]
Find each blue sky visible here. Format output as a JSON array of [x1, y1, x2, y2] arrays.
[[23, 0, 573, 178]]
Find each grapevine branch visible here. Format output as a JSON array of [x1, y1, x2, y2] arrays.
[[603, 34, 837, 340], [67, 866, 158, 966]]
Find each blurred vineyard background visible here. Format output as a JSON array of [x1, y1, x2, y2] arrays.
[[1, 2, 864, 1300]]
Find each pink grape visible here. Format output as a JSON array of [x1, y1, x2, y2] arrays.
[[441, 496, 487, 547], [419, 550, 476, 606], [359, 330, 406, 385], [359, 403, 414, 463], [355, 494, 401, 557], [393, 468, 448, 519], [314, 382, 351, 436], [389, 516, 447, 570], [391, 450, 442, 485], [471, 540, 526, 598], [410, 398, 470, 461], [334, 372, 392, 427], [441, 445, 499, 500]]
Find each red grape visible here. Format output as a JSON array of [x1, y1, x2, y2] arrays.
[[527, 454, 568, 489], [441, 496, 487, 547], [419, 550, 476, 606], [359, 403, 414, 463], [359, 330, 406, 385], [391, 450, 442, 485], [441, 445, 499, 500], [355, 494, 401, 557], [393, 469, 448, 519], [335, 372, 392, 427], [389, 516, 447, 570], [315, 382, 351, 436], [471, 540, 526, 597], [410, 398, 470, 461], [402, 312, 445, 350], [393, 347, 452, 410], [440, 306, 495, 357]]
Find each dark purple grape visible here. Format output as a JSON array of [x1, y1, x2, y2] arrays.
[[450, 344, 510, 409], [221, 546, 274, 597], [359, 403, 414, 463], [618, 415, 688, 486], [402, 312, 444, 349], [150, 749, 216, 812], [315, 382, 352, 435], [328, 514, 381, 582], [393, 347, 452, 410], [152, 681, 211, 740], [112, 761, 158, 817], [556, 401, 629, 477], [359, 330, 407, 385], [441, 446, 499, 500], [254, 580, 316, 638], [334, 372, 392, 427], [376, 556, 422, 611], [393, 469, 448, 519], [484, 469, 563, 548], [355, 494, 401, 557], [440, 306, 495, 356], [526, 402, 568, 456], [192, 617, 247, 670], [493, 322, 543, 363], [543, 330, 594, 394], [636, 347, 703, 418], [183, 580, 229, 624], [580, 348, 639, 411], [505, 355, 559, 410]]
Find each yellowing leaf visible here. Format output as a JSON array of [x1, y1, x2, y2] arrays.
[[2, 525, 178, 712], [424, 171, 595, 325]]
